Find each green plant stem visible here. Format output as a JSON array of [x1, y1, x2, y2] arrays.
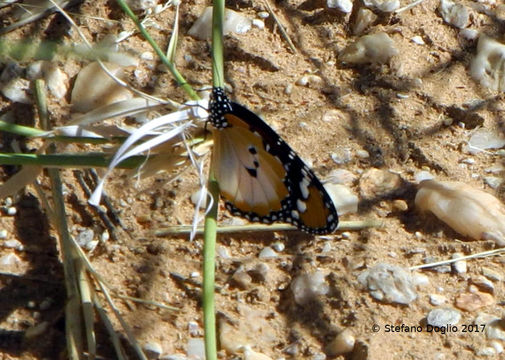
[[202, 176, 219, 360], [201, 1, 226, 359], [115, 0, 199, 100], [0, 153, 146, 168]]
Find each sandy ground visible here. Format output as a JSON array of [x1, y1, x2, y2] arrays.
[[1, 0, 505, 359]]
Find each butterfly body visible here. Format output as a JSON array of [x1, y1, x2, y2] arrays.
[[209, 87, 338, 234]]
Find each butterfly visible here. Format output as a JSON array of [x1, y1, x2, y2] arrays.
[[208, 87, 339, 235]]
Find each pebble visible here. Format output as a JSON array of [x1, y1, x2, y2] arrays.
[[44, 64, 68, 99], [186, 338, 205, 359], [271, 242, 285, 252], [411, 36, 425, 45], [439, 0, 469, 29], [357, 263, 417, 304], [76, 229, 95, 250], [455, 291, 494, 312], [486, 319, 505, 340], [482, 267, 503, 282], [414, 170, 434, 183], [190, 188, 208, 207], [326, 329, 355, 356], [258, 246, 277, 259], [140, 51, 154, 60], [356, 149, 370, 159], [188, 321, 201, 337], [429, 294, 447, 306], [160, 355, 187, 360], [471, 276, 495, 293], [467, 128, 505, 154], [415, 179, 505, 246], [324, 184, 358, 215], [412, 273, 429, 287], [353, 8, 377, 35], [143, 341, 163, 359], [471, 35, 505, 91], [484, 176, 503, 189], [426, 308, 461, 327], [188, 7, 252, 40], [331, 148, 352, 165], [326, 169, 356, 185], [491, 340, 504, 353], [257, 11, 269, 19], [451, 252, 467, 274], [340, 33, 398, 64], [252, 19, 265, 29], [0, 229, 7, 239], [327, 0, 353, 13], [3, 239, 23, 251], [243, 346, 273, 360], [6, 207, 17, 216], [460, 28, 479, 41], [0, 253, 21, 266], [232, 268, 253, 289], [216, 245, 231, 259], [359, 168, 404, 198], [476, 347, 496, 356], [392, 199, 408, 211], [0, 75, 31, 104], [363, 0, 399, 12], [291, 271, 329, 305]]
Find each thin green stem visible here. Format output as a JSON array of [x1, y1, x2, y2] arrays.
[[0, 153, 146, 169], [202, 1, 226, 359], [115, 0, 199, 100]]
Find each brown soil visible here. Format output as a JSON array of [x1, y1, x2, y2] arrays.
[[1, 0, 504, 359]]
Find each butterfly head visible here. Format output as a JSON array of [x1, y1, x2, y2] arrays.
[[209, 87, 233, 129]]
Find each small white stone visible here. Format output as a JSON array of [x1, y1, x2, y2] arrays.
[[0, 253, 21, 266], [187, 338, 205, 359], [259, 246, 278, 259], [411, 36, 425, 45], [190, 271, 200, 278], [476, 347, 496, 356], [429, 294, 447, 306], [141, 51, 154, 60], [326, 329, 355, 356], [327, 0, 353, 13], [252, 19, 265, 29], [460, 28, 479, 41], [271, 242, 285, 252], [143, 341, 163, 359], [0, 229, 7, 239], [426, 308, 461, 327], [6, 207, 17, 216], [363, 0, 399, 12], [257, 11, 269, 19], [452, 252, 467, 274], [188, 321, 201, 336], [291, 271, 329, 305], [3, 239, 23, 251], [484, 176, 503, 189], [491, 340, 504, 354], [439, 0, 469, 29], [482, 267, 503, 282], [356, 149, 370, 158], [324, 184, 358, 215]]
